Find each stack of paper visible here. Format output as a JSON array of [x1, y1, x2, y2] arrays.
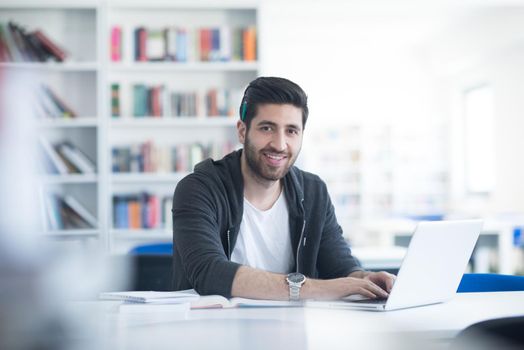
[[99, 290, 198, 304]]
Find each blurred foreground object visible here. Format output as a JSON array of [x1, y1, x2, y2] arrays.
[[0, 68, 127, 350]]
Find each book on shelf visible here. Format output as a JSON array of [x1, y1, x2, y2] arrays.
[[100, 290, 300, 309], [113, 192, 165, 230], [175, 28, 188, 62], [134, 27, 147, 62], [111, 83, 120, 117], [243, 26, 257, 61], [146, 28, 165, 61], [38, 84, 77, 119], [55, 141, 96, 174], [43, 192, 97, 230], [110, 26, 122, 62], [8, 21, 35, 62], [0, 25, 14, 61], [111, 140, 234, 174], [63, 195, 98, 228], [0, 21, 67, 62], [1, 22, 23, 62], [127, 25, 256, 62], [39, 137, 96, 175], [39, 136, 69, 175], [33, 29, 67, 62], [44, 192, 63, 230], [123, 82, 242, 118]]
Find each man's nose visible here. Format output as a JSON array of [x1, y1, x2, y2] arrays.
[[270, 130, 287, 152]]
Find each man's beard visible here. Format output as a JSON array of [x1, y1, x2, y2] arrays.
[[244, 135, 296, 182]]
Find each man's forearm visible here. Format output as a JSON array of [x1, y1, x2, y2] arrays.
[[231, 265, 289, 300], [230, 266, 388, 301], [230, 266, 332, 301]]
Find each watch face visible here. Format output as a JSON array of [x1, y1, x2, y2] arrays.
[[287, 272, 305, 284]]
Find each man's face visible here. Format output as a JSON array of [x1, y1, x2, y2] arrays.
[[238, 103, 303, 182]]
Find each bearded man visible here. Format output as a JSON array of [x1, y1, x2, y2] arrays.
[[172, 77, 394, 301]]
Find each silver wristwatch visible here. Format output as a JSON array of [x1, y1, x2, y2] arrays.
[[286, 272, 306, 301]]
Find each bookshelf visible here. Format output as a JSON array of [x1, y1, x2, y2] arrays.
[[105, 1, 258, 253], [1, 0, 258, 253], [0, 2, 103, 248]]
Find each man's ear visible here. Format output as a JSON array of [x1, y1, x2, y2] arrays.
[[237, 119, 246, 144]]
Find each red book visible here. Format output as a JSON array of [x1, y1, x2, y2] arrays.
[[138, 28, 147, 62], [148, 195, 159, 228], [151, 86, 161, 117], [33, 30, 67, 62], [110, 26, 122, 62], [208, 89, 218, 116], [200, 28, 211, 61]]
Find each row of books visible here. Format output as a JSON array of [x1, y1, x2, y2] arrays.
[[40, 137, 96, 175], [42, 192, 97, 230], [120, 83, 243, 118], [112, 140, 234, 173], [110, 25, 256, 62], [0, 21, 67, 62], [34, 84, 77, 119], [113, 193, 172, 230]]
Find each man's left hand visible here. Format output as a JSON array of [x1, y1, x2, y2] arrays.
[[350, 271, 396, 293]]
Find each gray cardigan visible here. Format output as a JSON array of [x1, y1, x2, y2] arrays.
[[172, 149, 362, 297]]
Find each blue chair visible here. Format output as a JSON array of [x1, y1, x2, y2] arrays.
[[457, 273, 524, 293], [129, 242, 173, 255], [129, 242, 173, 291]]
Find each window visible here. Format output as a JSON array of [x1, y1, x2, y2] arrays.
[[463, 84, 495, 194]]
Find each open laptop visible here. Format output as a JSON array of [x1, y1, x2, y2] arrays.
[[309, 220, 483, 311]]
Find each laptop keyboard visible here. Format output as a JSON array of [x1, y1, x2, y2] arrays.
[[351, 298, 388, 304]]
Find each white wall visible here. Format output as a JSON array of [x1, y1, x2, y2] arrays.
[[258, 0, 524, 217], [424, 8, 524, 215]]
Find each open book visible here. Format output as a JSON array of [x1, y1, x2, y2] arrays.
[[99, 290, 302, 309], [190, 295, 301, 309]]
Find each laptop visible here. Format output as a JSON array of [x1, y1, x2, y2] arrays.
[[308, 220, 483, 311]]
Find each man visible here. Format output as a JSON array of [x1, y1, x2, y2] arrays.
[[172, 77, 394, 301]]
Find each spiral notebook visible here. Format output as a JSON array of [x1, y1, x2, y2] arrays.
[[99, 290, 199, 304]]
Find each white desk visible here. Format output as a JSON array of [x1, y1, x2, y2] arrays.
[[85, 292, 524, 350]]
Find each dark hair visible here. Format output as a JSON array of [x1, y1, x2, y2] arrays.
[[239, 77, 309, 129]]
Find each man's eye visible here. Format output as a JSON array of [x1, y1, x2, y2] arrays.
[[260, 126, 272, 132], [288, 129, 299, 135]]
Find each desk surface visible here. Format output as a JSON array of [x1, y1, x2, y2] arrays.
[[86, 291, 524, 350]]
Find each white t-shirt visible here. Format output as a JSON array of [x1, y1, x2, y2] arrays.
[[231, 191, 294, 274]]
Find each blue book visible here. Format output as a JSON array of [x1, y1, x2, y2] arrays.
[[176, 29, 187, 62], [133, 84, 148, 117], [115, 196, 129, 229], [210, 28, 220, 61]]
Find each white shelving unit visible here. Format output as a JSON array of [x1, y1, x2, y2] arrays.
[[1, 0, 259, 254], [305, 122, 449, 246], [1, 1, 104, 248], [105, 1, 258, 253]]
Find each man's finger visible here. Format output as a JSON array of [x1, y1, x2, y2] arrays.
[[364, 280, 389, 298]]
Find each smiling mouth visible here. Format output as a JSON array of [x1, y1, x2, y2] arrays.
[[262, 152, 287, 166]]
